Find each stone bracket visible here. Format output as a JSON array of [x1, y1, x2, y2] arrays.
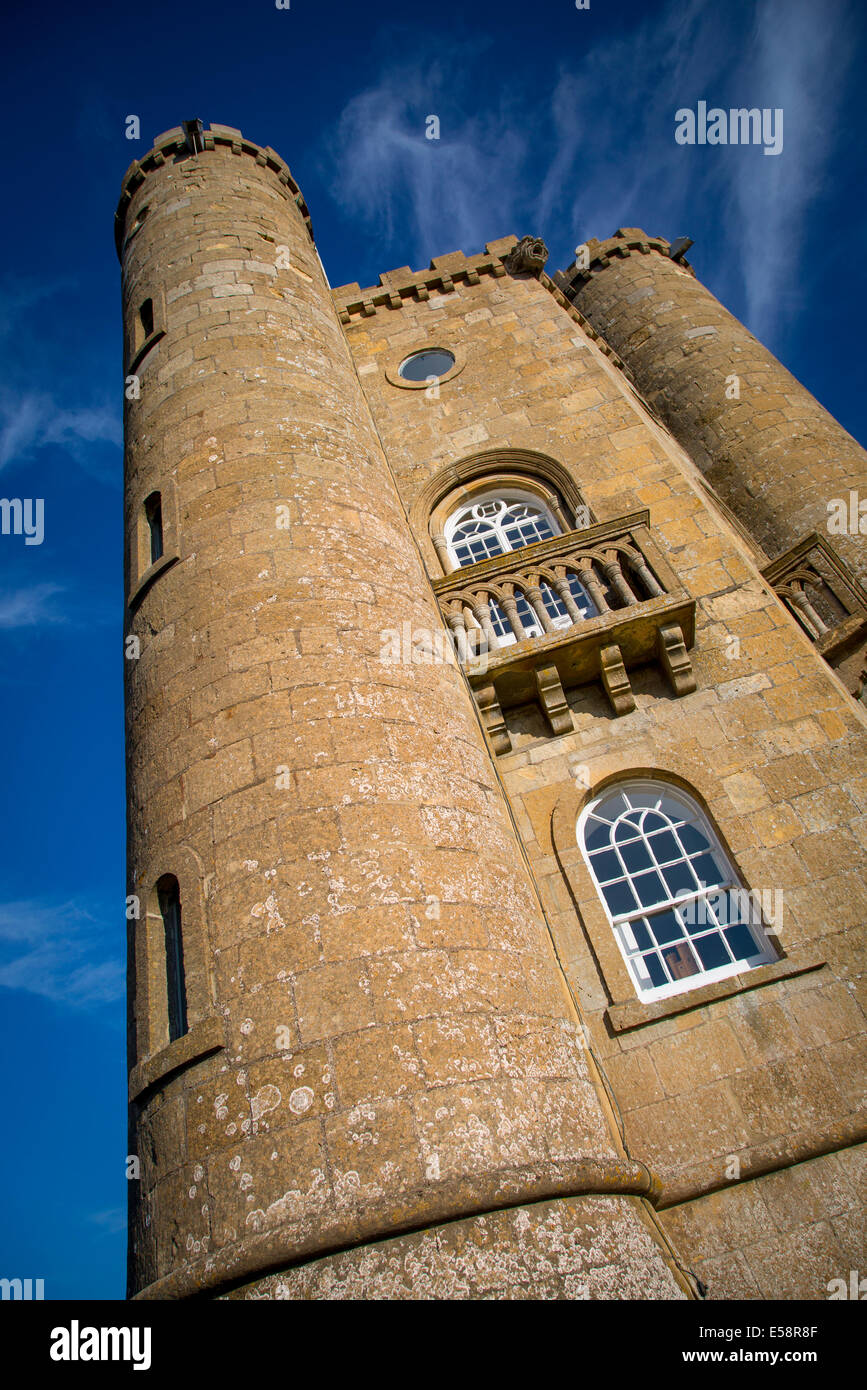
[[534, 664, 573, 736], [475, 681, 511, 754], [657, 622, 696, 697], [599, 643, 635, 716]]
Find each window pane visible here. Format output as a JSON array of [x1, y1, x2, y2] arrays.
[[724, 924, 763, 961], [724, 889, 760, 927], [567, 575, 597, 618], [648, 909, 684, 945], [661, 860, 696, 897], [584, 821, 611, 852], [540, 583, 567, 620], [589, 849, 622, 882], [601, 879, 638, 916], [693, 933, 731, 971], [661, 942, 700, 980], [691, 852, 726, 888], [157, 878, 188, 1043], [643, 952, 668, 988], [620, 919, 653, 953], [618, 839, 653, 874], [647, 829, 680, 864], [681, 898, 714, 934], [399, 349, 455, 381], [679, 823, 710, 854], [632, 870, 668, 908], [488, 600, 510, 637]]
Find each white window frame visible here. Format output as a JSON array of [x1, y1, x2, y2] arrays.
[[443, 489, 561, 569], [577, 780, 776, 1003]]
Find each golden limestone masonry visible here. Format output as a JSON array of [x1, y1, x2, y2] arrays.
[[119, 123, 867, 1301]]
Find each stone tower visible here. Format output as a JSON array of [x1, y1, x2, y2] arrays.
[[556, 231, 867, 573], [120, 125, 867, 1301]]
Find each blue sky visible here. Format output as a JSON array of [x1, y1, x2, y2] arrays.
[[0, 0, 864, 1301]]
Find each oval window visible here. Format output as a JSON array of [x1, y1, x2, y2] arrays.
[[398, 348, 455, 382]]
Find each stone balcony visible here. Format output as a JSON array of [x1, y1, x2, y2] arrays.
[[432, 510, 697, 753], [761, 533, 867, 701]]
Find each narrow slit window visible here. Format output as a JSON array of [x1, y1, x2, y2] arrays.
[[144, 492, 163, 565], [139, 298, 155, 341], [157, 875, 188, 1043]]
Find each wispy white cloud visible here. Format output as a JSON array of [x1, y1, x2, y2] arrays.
[[86, 1208, 127, 1236], [323, 54, 529, 268], [323, 0, 853, 343], [728, 0, 853, 338], [535, 0, 730, 250], [0, 390, 121, 472], [0, 900, 123, 1009], [0, 277, 74, 340], [0, 584, 65, 630]]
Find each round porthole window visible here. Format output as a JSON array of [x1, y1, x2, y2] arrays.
[[398, 348, 456, 382]]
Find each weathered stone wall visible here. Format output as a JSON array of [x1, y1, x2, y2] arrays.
[[120, 130, 686, 1301], [221, 1193, 685, 1300], [341, 243, 867, 1298], [662, 1142, 867, 1300], [559, 230, 867, 574]]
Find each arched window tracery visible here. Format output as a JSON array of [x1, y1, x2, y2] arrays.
[[579, 780, 776, 1001]]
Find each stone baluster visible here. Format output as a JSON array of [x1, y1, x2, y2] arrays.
[[788, 586, 828, 639], [501, 590, 529, 641], [445, 607, 470, 664], [576, 559, 610, 614], [471, 597, 501, 652], [602, 554, 637, 607], [432, 531, 454, 574], [525, 584, 556, 633], [551, 573, 584, 624], [627, 553, 665, 598]]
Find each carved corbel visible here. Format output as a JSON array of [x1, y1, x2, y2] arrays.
[[657, 623, 696, 697], [475, 682, 511, 754], [599, 644, 635, 716], [534, 665, 573, 737]]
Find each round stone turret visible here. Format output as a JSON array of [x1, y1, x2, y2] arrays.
[[559, 229, 867, 573]]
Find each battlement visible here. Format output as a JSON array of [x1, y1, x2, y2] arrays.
[[332, 235, 634, 378], [556, 227, 695, 293], [114, 122, 313, 258], [331, 238, 518, 321]]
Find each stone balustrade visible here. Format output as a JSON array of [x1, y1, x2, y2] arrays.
[[762, 533, 867, 701], [431, 510, 697, 751]]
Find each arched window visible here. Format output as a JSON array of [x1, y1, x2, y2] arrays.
[[444, 490, 560, 568], [578, 780, 775, 1002]]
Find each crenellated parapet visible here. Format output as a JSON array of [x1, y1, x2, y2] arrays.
[[555, 227, 695, 291], [115, 121, 314, 257], [333, 236, 635, 376]]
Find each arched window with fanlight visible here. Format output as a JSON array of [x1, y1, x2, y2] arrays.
[[443, 487, 598, 645], [578, 780, 776, 1002], [444, 490, 561, 568]]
